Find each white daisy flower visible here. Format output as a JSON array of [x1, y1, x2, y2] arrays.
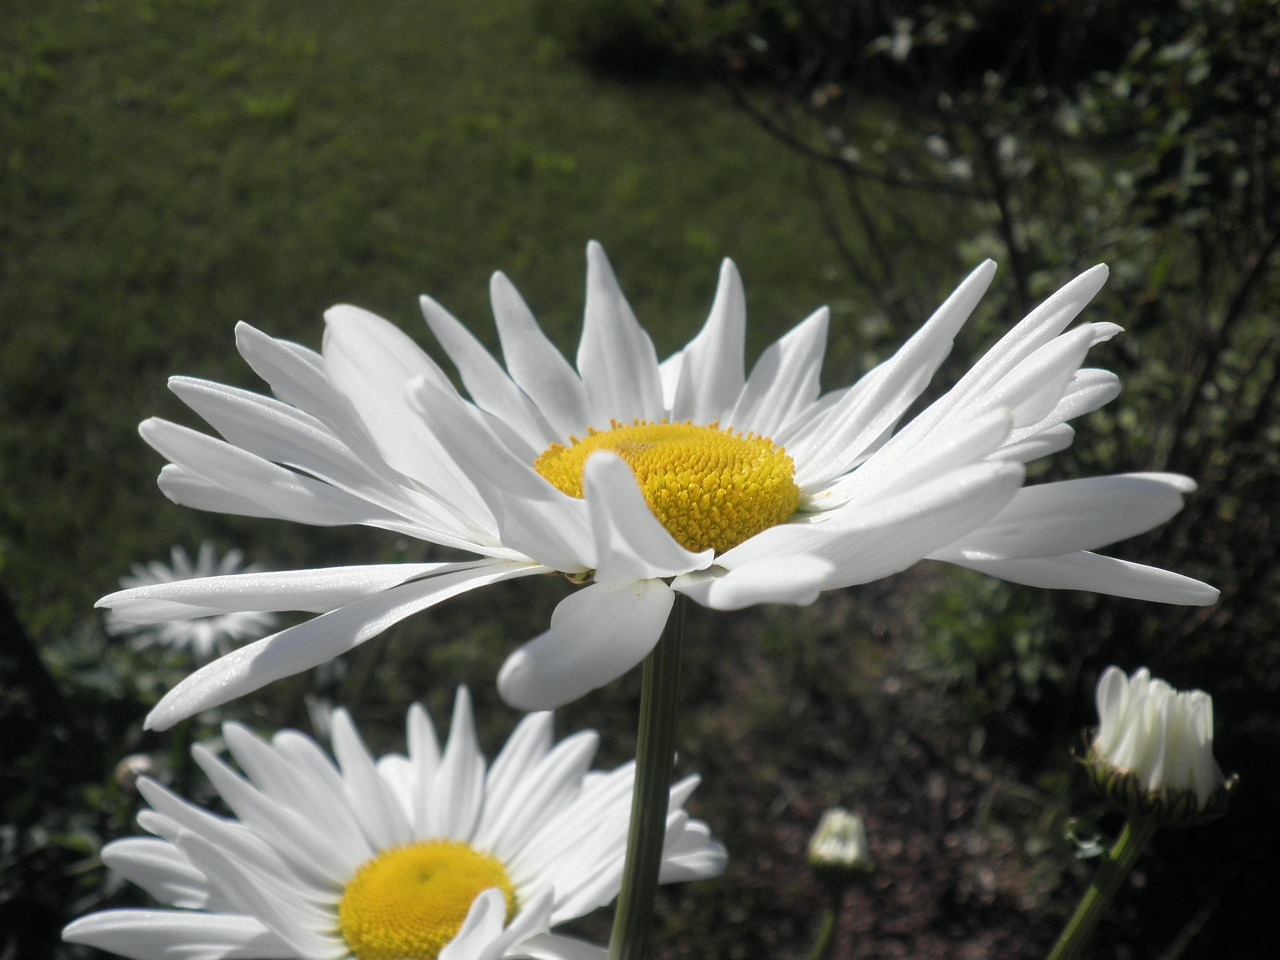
[[100, 243, 1217, 729], [1088, 666, 1233, 824], [106, 542, 278, 662], [63, 687, 726, 960]]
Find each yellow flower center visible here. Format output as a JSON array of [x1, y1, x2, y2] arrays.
[[337, 841, 517, 960], [534, 420, 800, 554]]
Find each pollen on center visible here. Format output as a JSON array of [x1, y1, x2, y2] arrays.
[[337, 841, 517, 960], [534, 420, 801, 554]]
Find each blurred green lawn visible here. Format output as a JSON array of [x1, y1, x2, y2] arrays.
[[0, 0, 908, 638]]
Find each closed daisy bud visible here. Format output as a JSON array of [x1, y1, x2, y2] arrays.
[[1087, 666, 1235, 826], [808, 808, 874, 886]]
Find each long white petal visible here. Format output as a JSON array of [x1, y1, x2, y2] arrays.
[[63, 910, 292, 960], [99, 562, 456, 623], [420, 294, 556, 450], [323, 305, 491, 520], [583, 454, 712, 583], [490, 272, 591, 438], [670, 259, 746, 423], [577, 242, 664, 424], [953, 551, 1219, 604], [145, 561, 541, 730], [497, 579, 673, 710], [329, 709, 414, 850], [787, 260, 997, 487], [730, 307, 829, 437], [935, 473, 1194, 560], [431, 688, 487, 842], [101, 839, 212, 910]]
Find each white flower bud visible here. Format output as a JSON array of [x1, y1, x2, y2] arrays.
[[1088, 666, 1234, 825], [807, 808, 874, 884]]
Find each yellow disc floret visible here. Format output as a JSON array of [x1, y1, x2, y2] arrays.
[[534, 420, 801, 554], [337, 841, 517, 960]]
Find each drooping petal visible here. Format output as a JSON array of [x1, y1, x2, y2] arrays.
[[935, 474, 1195, 560], [63, 910, 293, 960], [145, 561, 541, 730], [583, 453, 713, 583], [953, 552, 1219, 604], [497, 579, 674, 710], [673, 555, 833, 611]]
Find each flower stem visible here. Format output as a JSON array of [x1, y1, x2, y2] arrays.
[[607, 595, 687, 960], [807, 888, 846, 960], [1046, 815, 1160, 960]]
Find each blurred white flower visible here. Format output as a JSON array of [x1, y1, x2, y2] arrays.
[[65, 687, 726, 960], [99, 244, 1217, 729], [105, 542, 276, 662], [808, 807, 874, 883], [1089, 666, 1233, 824]]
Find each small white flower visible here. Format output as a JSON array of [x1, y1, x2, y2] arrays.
[[106, 542, 277, 662], [807, 808, 874, 881], [1089, 666, 1232, 823], [99, 244, 1217, 729], [64, 687, 726, 960]]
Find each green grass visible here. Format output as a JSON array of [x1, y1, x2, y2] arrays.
[[1, 0, 890, 637]]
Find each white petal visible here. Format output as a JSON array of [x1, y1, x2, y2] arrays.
[[145, 561, 540, 730], [438, 889, 509, 960], [952, 552, 1219, 604], [497, 579, 673, 710], [787, 260, 997, 486], [991, 424, 1075, 463], [490, 272, 591, 438], [673, 555, 833, 611], [322, 305, 490, 519], [175, 835, 344, 958], [430, 687, 487, 842], [935, 473, 1194, 560], [942, 265, 1110, 413], [141, 419, 397, 528], [670, 259, 746, 423], [477, 731, 600, 861], [583, 453, 712, 583], [730, 307, 829, 437], [98, 562, 452, 624], [190, 744, 351, 890], [971, 324, 1096, 428], [420, 294, 555, 450], [507, 932, 607, 960], [577, 242, 664, 424], [721, 461, 1025, 589], [63, 910, 292, 960], [101, 839, 211, 910], [329, 709, 414, 850], [812, 408, 1013, 507]]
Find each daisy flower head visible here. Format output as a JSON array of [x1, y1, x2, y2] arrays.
[[105, 541, 278, 662], [101, 243, 1218, 729], [63, 687, 727, 960]]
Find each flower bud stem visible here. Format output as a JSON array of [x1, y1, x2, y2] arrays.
[[807, 888, 846, 960], [1046, 815, 1160, 960], [607, 595, 687, 960]]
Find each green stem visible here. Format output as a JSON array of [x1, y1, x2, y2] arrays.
[[1047, 816, 1160, 960], [807, 888, 845, 960], [607, 595, 687, 960]]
